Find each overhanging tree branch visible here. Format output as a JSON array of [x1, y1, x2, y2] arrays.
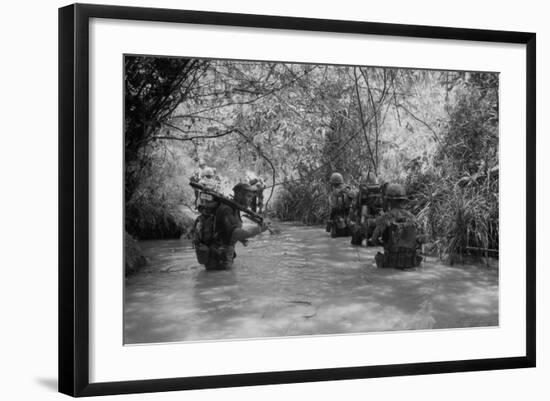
[[395, 102, 449, 158], [172, 65, 317, 119]]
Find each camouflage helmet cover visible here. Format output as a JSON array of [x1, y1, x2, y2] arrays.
[[360, 172, 378, 185], [201, 167, 214, 177], [366, 172, 379, 185], [330, 172, 344, 185], [233, 182, 256, 193], [385, 183, 407, 200]]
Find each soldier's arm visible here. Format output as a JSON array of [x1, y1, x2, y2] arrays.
[[231, 224, 268, 243], [369, 216, 387, 244], [257, 189, 264, 204], [216, 208, 250, 246], [219, 207, 268, 244], [369, 225, 381, 244]]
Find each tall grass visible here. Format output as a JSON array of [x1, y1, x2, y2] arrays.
[[411, 169, 498, 263], [273, 178, 329, 225]]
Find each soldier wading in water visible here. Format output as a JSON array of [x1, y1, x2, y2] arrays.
[[370, 183, 422, 269], [326, 172, 354, 237], [350, 172, 385, 246], [248, 176, 266, 214], [193, 183, 270, 270]]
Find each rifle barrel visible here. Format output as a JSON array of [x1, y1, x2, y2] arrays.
[[190, 181, 264, 222], [190, 181, 278, 234]]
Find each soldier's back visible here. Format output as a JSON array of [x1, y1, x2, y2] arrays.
[[372, 207, 420, 268]]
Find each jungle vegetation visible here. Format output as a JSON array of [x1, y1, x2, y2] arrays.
[[124, 55, 499, 263]]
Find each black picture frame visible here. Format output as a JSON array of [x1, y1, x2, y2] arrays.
[[59, 3, 536, 397]]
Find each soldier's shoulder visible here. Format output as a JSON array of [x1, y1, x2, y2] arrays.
[[384, 208, 403, 218], [343, 185, 356, 195], [375, 212, 391, 225], [392, 208, 416, 222], [215, 203, 235, 216]]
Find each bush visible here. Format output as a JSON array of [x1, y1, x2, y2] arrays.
[[126, 200, 194, 240], [273, 178, 329, 225], [409, 167, 498, 263], [125, 231, 147, 276], [404, 73, 499, 263], [125, 144, 196, 240]]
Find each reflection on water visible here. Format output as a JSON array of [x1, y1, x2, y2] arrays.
[[124, 222, 498, 344]]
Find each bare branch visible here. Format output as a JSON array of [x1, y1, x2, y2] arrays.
[[395, 102, 449, 157], [173, 66, 317, 118], [353, 67, 377, 172], [156, 121, 237, 141], [360, 67, 381, 173]]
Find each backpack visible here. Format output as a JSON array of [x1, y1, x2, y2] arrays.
[[336, 186, 353, 210], [193, 212, 217, 247], [381, 211, 421, 269], [387, 218, 418, 250], [192, 195, 220, 265]]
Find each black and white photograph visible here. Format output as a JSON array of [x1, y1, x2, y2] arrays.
[[1, 0, 543, 399], [123, 55, 499, 344]]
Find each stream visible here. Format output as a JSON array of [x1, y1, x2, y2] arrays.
[[124, 222, 498, 344]]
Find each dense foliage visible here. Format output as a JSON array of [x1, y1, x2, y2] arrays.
[[406, 73, 499, 261], [124, 57, 499, 262], [124, 231, 147, 276], [124, 56, 207, 238]]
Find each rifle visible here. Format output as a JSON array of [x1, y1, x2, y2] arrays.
[[189, 181, 276, 234]]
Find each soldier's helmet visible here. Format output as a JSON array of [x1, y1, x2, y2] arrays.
[[233, 182, 255, 193], [385, 183, 407, 200], [365, 172, 379, 185], [201, 167, 214, 178], [330, 172, 344, 185]]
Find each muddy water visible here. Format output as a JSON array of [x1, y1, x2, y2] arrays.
[[124, 222, 498, 344]]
